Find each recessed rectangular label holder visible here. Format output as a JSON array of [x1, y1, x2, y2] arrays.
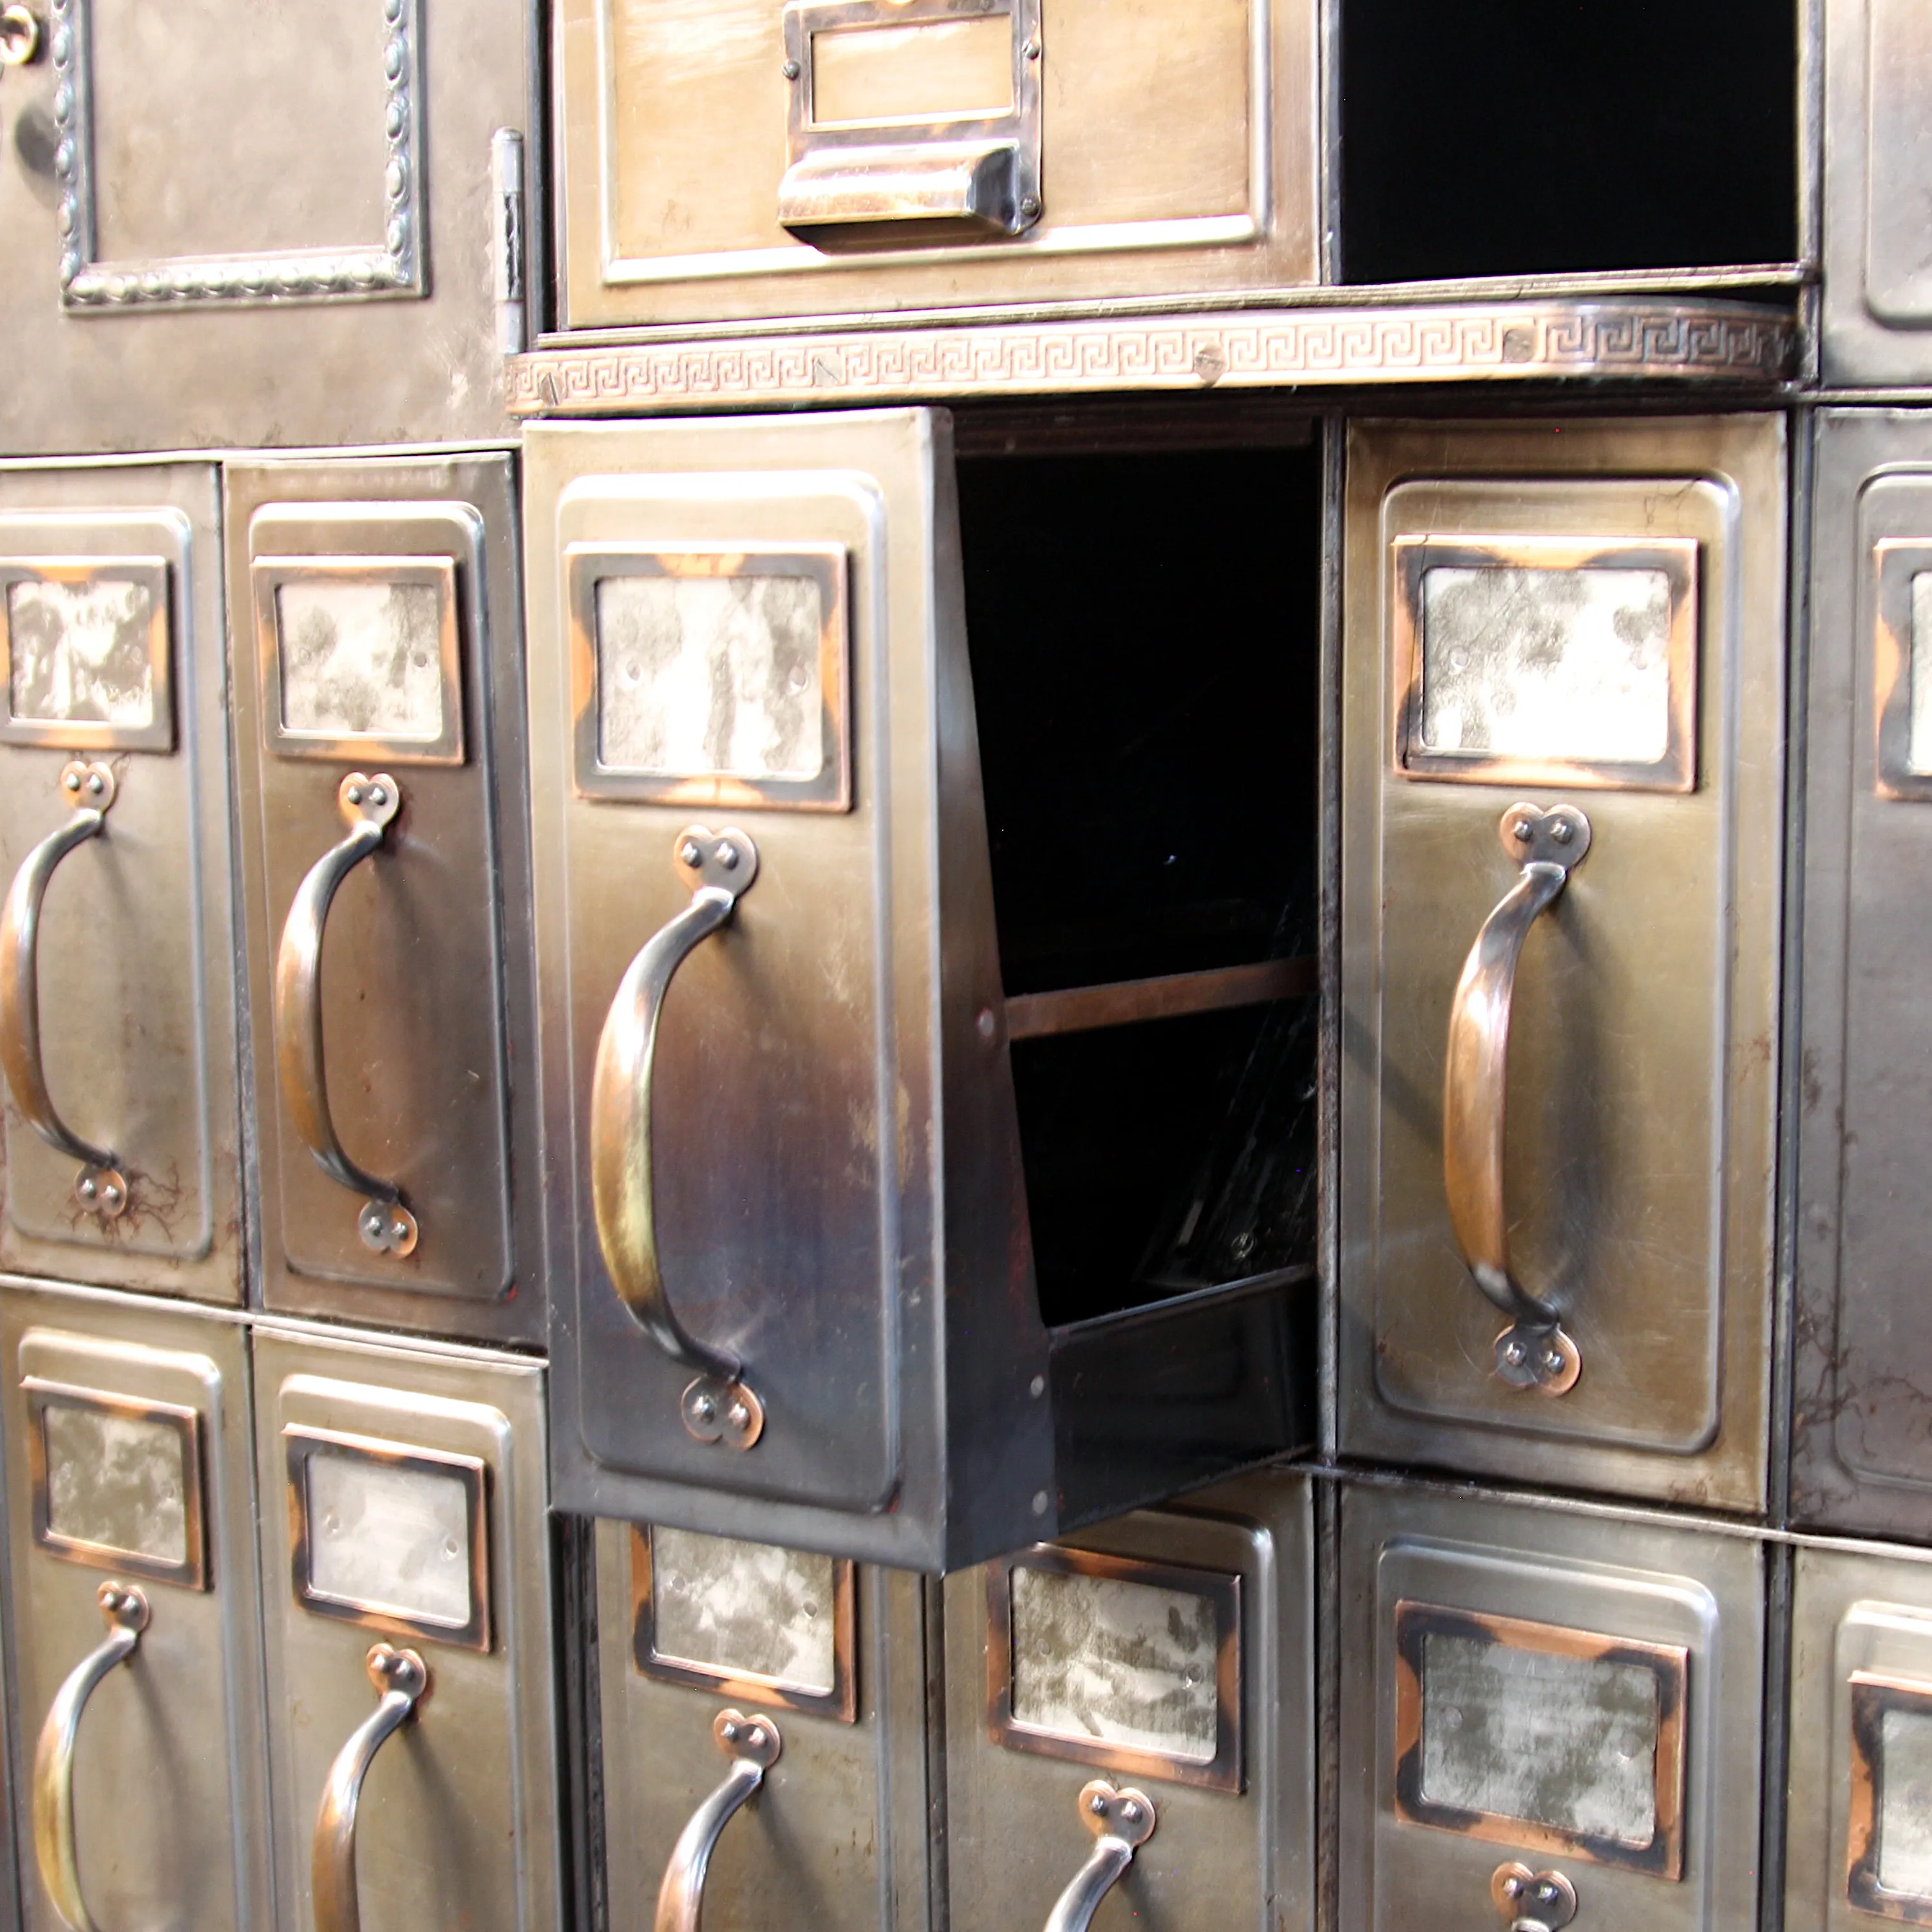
[[1393, 1601, 1688, 1879], [24, 1376, 208, 1588], [985, 1544, 1243, 1792], [1850, 1671, 1932, 1922], [0, 556, 175, 752], [1390, 533, 1700, 793], [630, 1523, 858, 1721], [284, 1424, 491, 1651], [1872, 540, 1932, 800], [567, 542, 852, 810]]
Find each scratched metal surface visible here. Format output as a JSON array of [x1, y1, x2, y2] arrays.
[[305, 1450, 474, 1627], [6, 578, 159, 728], [1879, 1707, 1932, 1899], [275, 580, 448, 741], [42, 1401, 189, 1566], [650, 1525, 839, 1692]]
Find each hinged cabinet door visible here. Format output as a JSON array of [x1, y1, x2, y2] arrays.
[[227, 456, 541, 1345], [1338, 415, 1785, 1511], [0, 464, 243, 1301], [1, 1288, 270, 1932]]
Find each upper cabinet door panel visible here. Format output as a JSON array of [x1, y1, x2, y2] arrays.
[[0, 464, 242, 1302], [1338, 416, 1786, 1513], [556, 0, 1317, 328], [226, 456, 541, 1345], [0, 0, 531, 453]]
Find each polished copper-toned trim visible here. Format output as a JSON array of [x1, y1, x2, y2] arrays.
[[566, 543, 851, 811], [1848, 1671, 1932, 1922], [1390, 533, 1700, 793], [1873, 541, 1932, 802], [1004, 956, 1316, 1042], [253, 553, 466, 766], [284, 1425, 492, 1653], [23, 1377, 207, 1589], [1392, 1601, 1687, 1879], [0, 556, 175, 753], [629, 1523, 858, 1721], [986, 1542, 1242, 1793]]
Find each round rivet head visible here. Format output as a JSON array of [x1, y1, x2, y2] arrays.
[[78, 1176, 96, 1200], [368, 785, 386, 806], [679, 839, 702, 866], [1032, 1489, 1050, 1515], [1089, 1793, 1108, 1815], [726, 1400, 750, 1430], [691, 1394, 717, 1423], [346, 784, 365, 805], [1551, 818, 1573, 844], [719, 1719, 739, 1741], [1503, 1338, 1526, 1365], [1121, 1801, 1142, 1824], [1021, 193, 1041, 218], [102, 1182, 121, 1206], [782, 56, 799, 77], [1512, 817, 1534, 841], [86, 772, 103, 795], [747, 1725, 765, 1747], [1543, 1347, 1566, 1373], [715, 842, 738, 870], [62, 769, 80, 791]]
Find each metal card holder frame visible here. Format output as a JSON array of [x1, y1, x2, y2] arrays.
[[1850, 1672, 1932, 1924], [566, 542, 852, 810], [1392, 1601, 1689, 1880], [0, 555, 175, 752], [1872, 539, 1932, 801], [985, 1543, 1244, 1794], [283, 1423, 492, 1653], [628, 1522, 859, 1721], [1390, 533, 1700, 794], [23, 1376, 208, 1589]]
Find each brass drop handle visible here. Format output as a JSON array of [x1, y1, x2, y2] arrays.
[[1492, 1862, 1577, 1932], [0, 5, 41, 64], [32, 1583, 149, 1932], [0, 762, 128, 1218], [654, 1709, 781, 1932], [273, 772, 418, 1256], [311, 1645, 429, 1932], [1443, 802, 1591, 1396], [1042, 1781, 1157, 1932], [591, 826, 764, 1450]]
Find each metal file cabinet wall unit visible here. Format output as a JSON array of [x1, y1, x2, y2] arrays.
[[594, 1521, 934, 1932], [225, 455, 543, 1345], [943, 1466, 1315, 1932], [1336, 1480, 1766, 1932], [0, 0, 536, 454], [1337, 413, 1787, 1513], [0, 1283, 270, 1932], [0, 462, 244, 1304], [1791, 408, 1932, 1540], [254, 1325, 562, 1932], [524, 404, 1321, 1569]]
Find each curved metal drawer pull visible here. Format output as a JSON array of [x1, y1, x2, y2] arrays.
[[0, 762, 128, 1218], [312, 1644, 429, 1932], [1043, 1781, 1157, 1932], [1443, 801, 1592, 1395], [592, 825, 764, 1449], [32, 1582, 149, 1932], [274, 772, 418, 1256], [654, 1709, 781, 1932]]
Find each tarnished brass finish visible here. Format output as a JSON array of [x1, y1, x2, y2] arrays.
[[1492, 1864, 1577, 1932], [272, 770, 419, 1256], [0, 4, 40, 63], [592, 826, 764, 1440], [0, 761, 126, 1217], [30, 1582, 149, 1932], [1042, 1781, 1157, 1932], [310, 1644, 430, 1932], [1442, 802, 1591, 1394], [1846, 1673, 1932, 1924], [654, 1709, 782, 1932]]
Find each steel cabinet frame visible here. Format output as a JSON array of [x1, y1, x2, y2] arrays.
[[1337, 414, 1786, 1512]]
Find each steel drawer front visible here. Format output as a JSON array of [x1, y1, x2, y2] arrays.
[[1337, 1482, 1765, 1932], [555, 0, 1316, 328], [943, 1468, 1314, 1932], [594, 1519, 934, 1932], [0, 1285, 270, 1932], [0, 464, 243, 1302], [226, 456, 541, 1345], [0, 0, 531, 453], [1791, 410, 1932, 1537], [1786, 1544, 1932, 1929], [253, 1328, 560, 1932], [1338, 415, 1786, 1511]]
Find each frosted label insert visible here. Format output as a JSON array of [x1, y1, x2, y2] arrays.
[[1419, 565, 1672, 764], [276, 580, 446, 741], [1010, 1564, 1220, 1761], [651, 1527, 838, 1692], [595, 574, 824, 781], [43, 1403, 188, 1566], [1880, 1706, 1932, 1899], [1421, 1632, 1660, 1847], [305, 1451, 473, 1628], [8, 578, 158, 727], [1909, 573, 1932, 776]]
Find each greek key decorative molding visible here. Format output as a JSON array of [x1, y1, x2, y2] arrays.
[[508, 301, 1794, 414], [52, 0, 424, 310]]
